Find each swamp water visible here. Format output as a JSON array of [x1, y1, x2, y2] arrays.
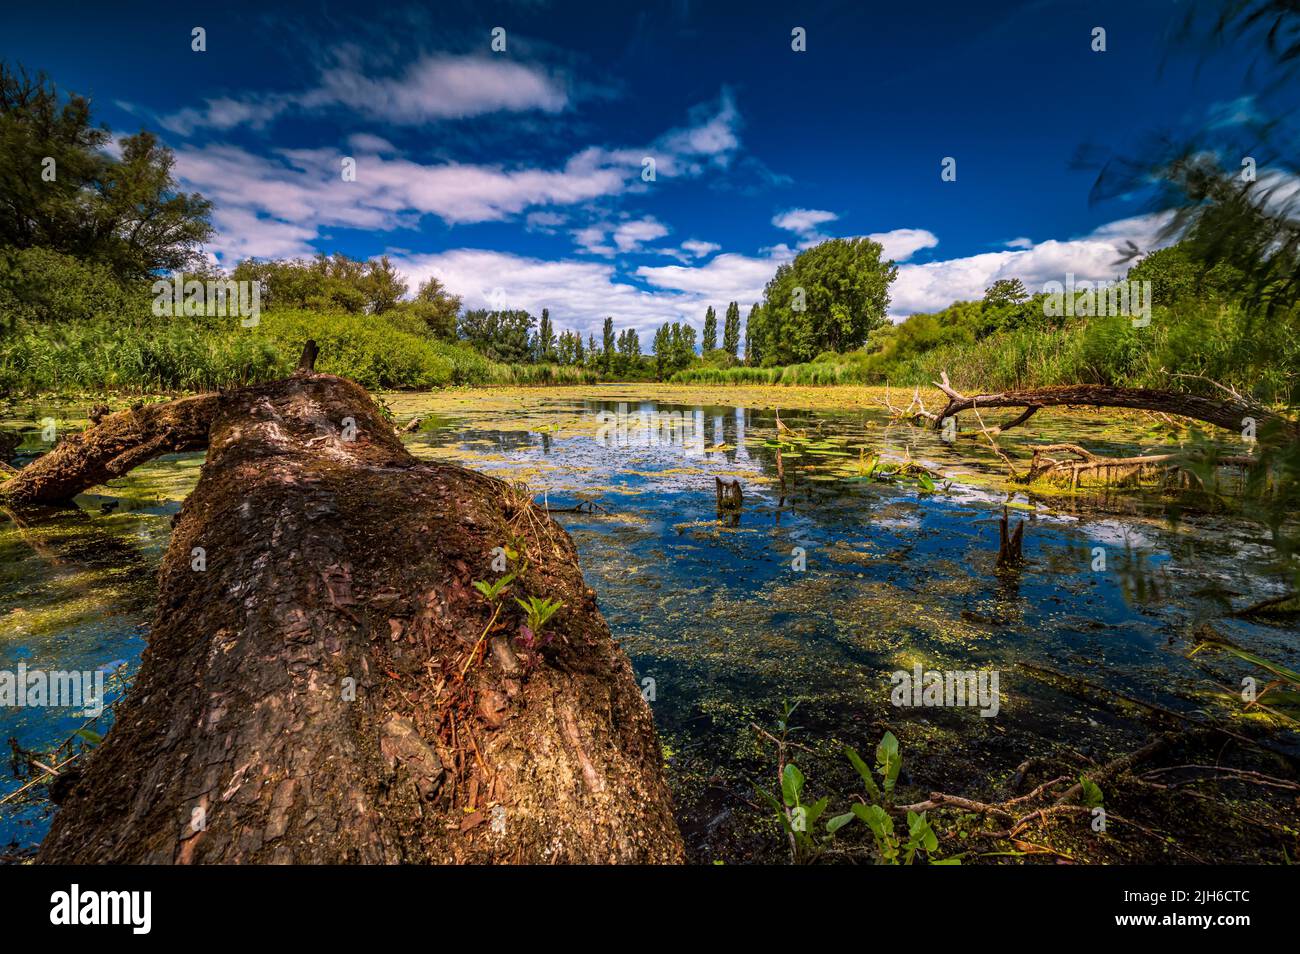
[[2, 386, 1297, 861]]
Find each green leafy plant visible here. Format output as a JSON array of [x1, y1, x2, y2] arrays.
[[513, 594, 564, 668], [462, 570, 517, 676], [1079, 776, 1105, 809], [471, 571, 516, 604], [830, 732, 959, 865], [754, 700, 834, 864], [514, 594, 563, 633]]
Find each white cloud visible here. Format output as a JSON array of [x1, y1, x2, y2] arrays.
[[658, 90, 740, 164], [889, 213, 1173, 317], [613, 217, 669, 252], [159, 54, 569, 135], [525, 210, 568, 234], [181, 95, 742, 261], [866, 228, 939, 262], [1004, 236, 1033, 249], [386, 243, 790, 343], [308, 54, 569, 124], [636, 246, 793, 311], [571, 216, 670, 256], [680, 239, 721, 259], [347, 132, 397, 155], [204, 206, 320, 260], [772, 207, 838, 246], [572, 224, 615, 256], [391, 248, 703, 341]]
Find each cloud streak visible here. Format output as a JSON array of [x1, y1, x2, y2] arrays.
[[158, 53, 570, 135]]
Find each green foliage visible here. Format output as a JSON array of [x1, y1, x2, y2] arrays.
[[752, 237, 897, 364], [472, 571, 517, 604], [0, 246, 131, 327], [833, 733, 956, 865], [406, 275, 462, 339], [1079, 777, 1105, 809], [457, 308, 535, 363], [534, 308, 555, 361], [722, 300, 741, 358], [602, 316, 615, 374], [757, 706, 956, 865], [0, 307, 548, 394], [983, 277, 1029, 310], [675, 254, 1299, 407], [614, 326, 642, 376], [0, 63, 212, 282], [701, 306, 717, 352], [514, 594, 563, 634], [653, 320, 698, 379], [230, 253, 411, 315]]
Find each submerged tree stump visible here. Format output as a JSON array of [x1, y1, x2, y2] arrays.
[[32, 350, 683, 863], [996, 506, 1025, 569]]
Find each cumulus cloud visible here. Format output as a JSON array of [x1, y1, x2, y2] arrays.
[[384, 242, 792, 343], [772, 208, 838, 246], [391, 248, 707, 340], [573, 216, 670, 255], [866, 228, 939, 262], [889, 213, 1173, 317], [180, 94, 742, 261], [635, 245, 794, 310], [680, 239, 721, 258]]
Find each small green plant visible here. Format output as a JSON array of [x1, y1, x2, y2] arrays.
[[754, 700, 835, 864], [514, 594, 563, 633], [471, 571, 516, 604], [513, 595, 563, 667], [462, 571, 518, 676], [831, 732, 958, 864], [755, 712, 959, 866]]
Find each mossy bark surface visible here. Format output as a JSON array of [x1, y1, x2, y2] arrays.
[[36, 369, 683, 863]]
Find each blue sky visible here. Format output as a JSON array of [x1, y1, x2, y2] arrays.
[[4, 0, 1290, 340]]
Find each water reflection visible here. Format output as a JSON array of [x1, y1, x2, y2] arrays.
[[2, 390, 1294, 860]]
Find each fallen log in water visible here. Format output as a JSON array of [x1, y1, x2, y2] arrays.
[[1022, 443, 1260, 488], [930, 371, 1300, 440], [1, 394, 220, 505], [27, 344, 683, 863]]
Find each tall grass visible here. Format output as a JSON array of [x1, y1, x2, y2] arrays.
[[673, 302, 1297, 405], [0, 309, 601, 394]]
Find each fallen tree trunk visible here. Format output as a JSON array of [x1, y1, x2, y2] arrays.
[[1, 394, 220, 505], [1022, 442, 1259, 487], [34, 348, 683, 863], [931, 372, 1299, 440]]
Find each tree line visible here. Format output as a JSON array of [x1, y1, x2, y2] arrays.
[[1, 59, 907, 382]]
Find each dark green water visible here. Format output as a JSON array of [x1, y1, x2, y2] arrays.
[[2, 393, 1296, 860]]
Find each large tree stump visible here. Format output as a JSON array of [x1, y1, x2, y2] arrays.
[[33, 359, 683, 863]]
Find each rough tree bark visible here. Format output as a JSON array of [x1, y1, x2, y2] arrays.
[[31, 349, 683, 863], [931, 372, 1299, 440], [1, 394, 220, 505]]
